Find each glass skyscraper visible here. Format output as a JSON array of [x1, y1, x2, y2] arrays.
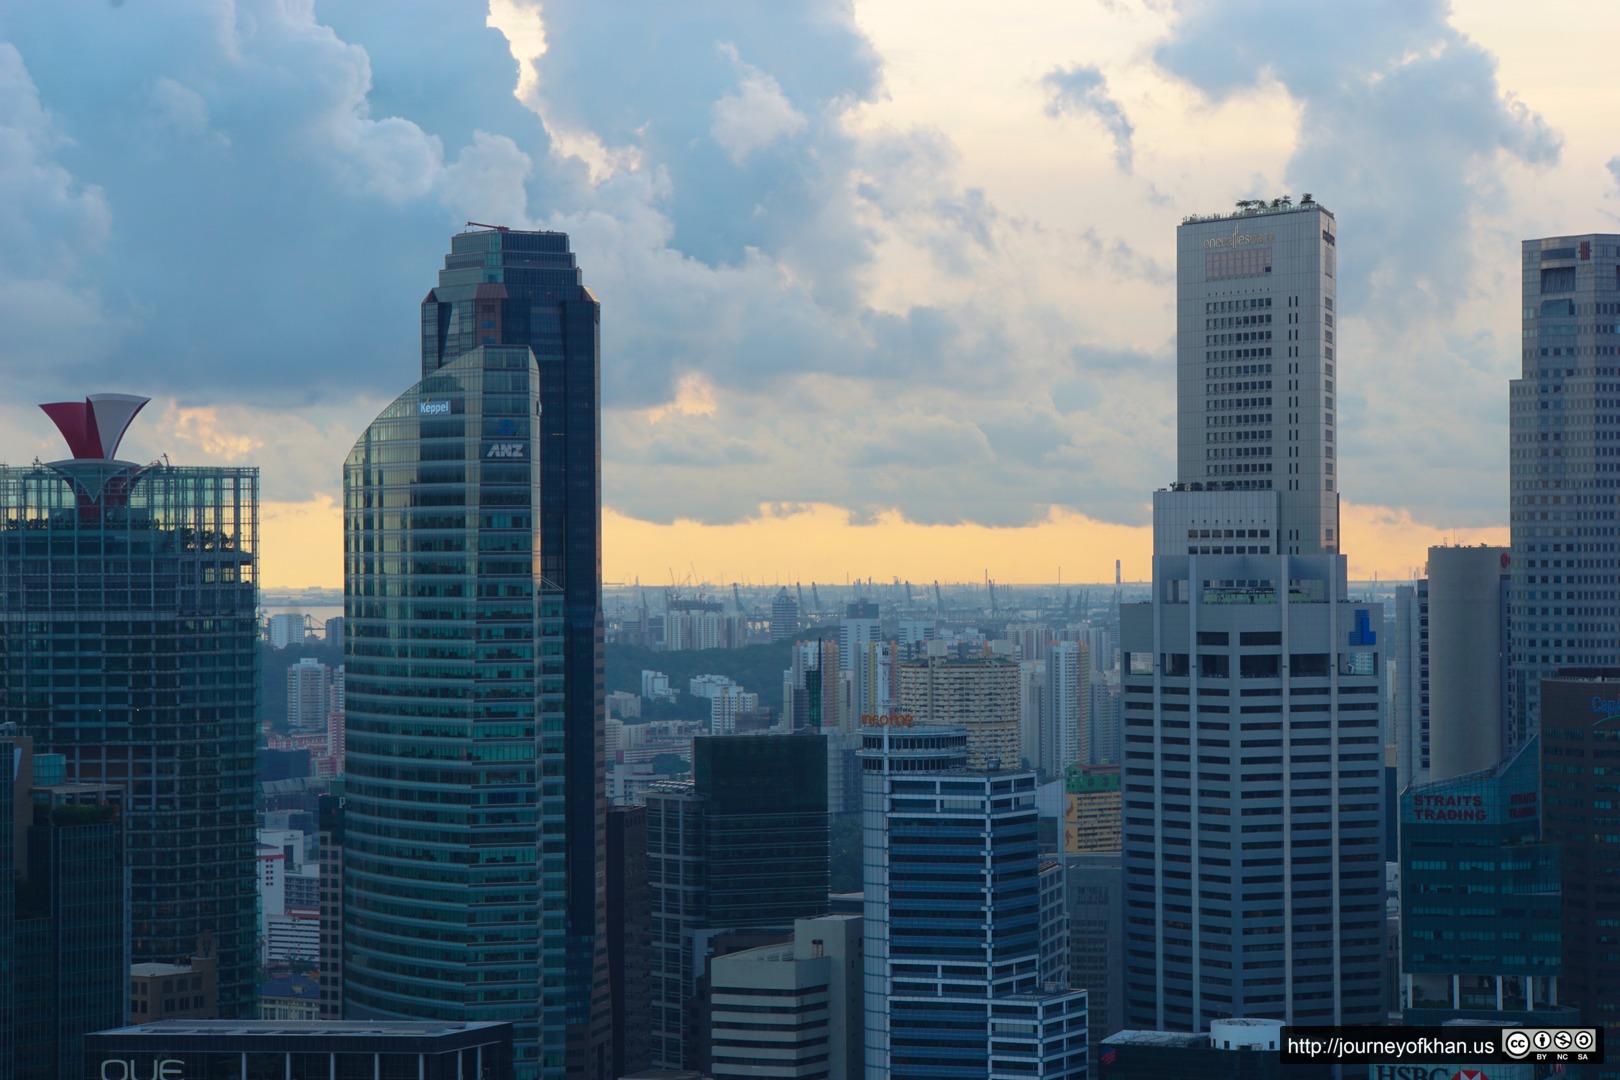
[[0, 398, 259, 1019], [859, 725, 1087, 1079], [1508, 235, 1620, 744], [343, 228, 605, 1079]]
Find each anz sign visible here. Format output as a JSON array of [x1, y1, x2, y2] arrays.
[[483, 441, 527, 460]]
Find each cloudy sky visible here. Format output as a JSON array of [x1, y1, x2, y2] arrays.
[[1, 0, 1613, 588]]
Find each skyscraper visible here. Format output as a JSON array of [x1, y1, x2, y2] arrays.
[[1120, 199, 1386, 1029], [1426, 544, 1509, 782], [1043, 640, 1091, 775], [343, 227, 605, 1079], [859, 725, 1087, 1078], [0, 733, 126, 1080], [0, 395, 260, 1018], [646, 733, 829, 1069], [1508, 235, 1620, 745], [1540, 670, 1620, 1065]]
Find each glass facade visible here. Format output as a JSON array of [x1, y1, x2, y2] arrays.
[[1399, 736, 1566, 1022], [16, 796, 126, 1079], [861, 728, 1087, 1079], [82, 1021, 514, 1080], [646, 734, 829, 1069], [0, 460, 260, 1017], [1541, 671, 1620, 1073], [1509, 235, 1620, 742], [343, 345, 564, 1075], [417, 228, 607, 1075]]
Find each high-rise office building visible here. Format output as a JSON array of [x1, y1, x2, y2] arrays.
[[859, 725, 1088, 1079], [1399, 736, 1570, 1024], [606, 805, 651, 1080], [0, 395, 259, 1018], [646, 734, 829, 1070], [1120, 200, 1386, 1030], [1540, 670, 1620, 1067], [706, 914, 865, 1080], [0, 733, 126, 1080], [1044, 641, 1091, 775], [343, 227, 605, 1079], [1427, 544, 1510, 781], [1509, 235, 1620, 745], [1392, 578, 1429, 793], [315, 792, 344, 1022], [840, 602, 885, 724]]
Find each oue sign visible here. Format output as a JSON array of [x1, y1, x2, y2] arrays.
[[101, 1061, 184, 1080]]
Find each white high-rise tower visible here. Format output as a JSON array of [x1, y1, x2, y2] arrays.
[[1121, 199, 1386, 1030]]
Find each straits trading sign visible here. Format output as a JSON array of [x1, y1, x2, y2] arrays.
[[1203, 225, 1277, 249], [1409, 793, 1486, 823]]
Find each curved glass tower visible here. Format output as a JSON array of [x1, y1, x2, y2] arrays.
[[345, 227, 605, 1080]]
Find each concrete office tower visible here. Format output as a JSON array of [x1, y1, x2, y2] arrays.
[[1427, 545, 1510, 781], [0, 396, 259, 1019], [707, 914, 864, 1080], [859, 725, 1088, 1079], [287, 657, 332, 732], [1044, 641, 1092, 775], [770, 587, 800, 643], [0, 734, 126, 1080], [1509, 234, 1620, 745], [895, 652, 1021, 770], [344, 227, 605, 1080], [1540, 670, 1620, 1057], [1177, 201, 1339, 550], [1392, 579, 1429, 792], [1121, 200, 1387, 1030], [647, 734, 829, 1070]]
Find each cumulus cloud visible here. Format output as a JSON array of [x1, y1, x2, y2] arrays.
[[710, 45, 808, 164], [1042, 63, 1135, 172], [1154, 0, 1560, 325]]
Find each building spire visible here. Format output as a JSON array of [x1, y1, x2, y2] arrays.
[[39, 393, 150, 460]]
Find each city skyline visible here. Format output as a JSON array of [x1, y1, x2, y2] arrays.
[[0, 2, 1610, 589]]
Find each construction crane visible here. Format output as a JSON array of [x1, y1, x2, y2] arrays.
[[464, 221, 509, 231], [811, 582, 823, 614], [733, 582, 745, 615], [796, 581, 806, 614]]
